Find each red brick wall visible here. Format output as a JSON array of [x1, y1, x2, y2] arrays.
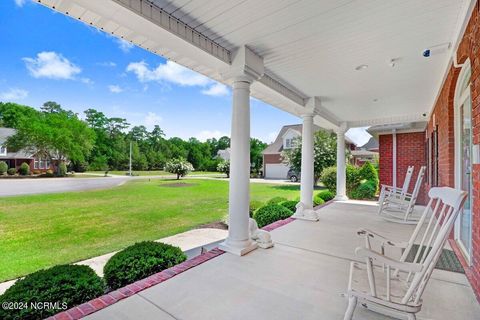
[[424, 3, 480, 301], [378, 132, 427, 204]]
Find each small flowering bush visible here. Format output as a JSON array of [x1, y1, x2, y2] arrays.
[[165, 158, 194, 180], [217, 160, 230, 177]]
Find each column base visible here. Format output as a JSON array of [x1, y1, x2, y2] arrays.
[[334, 195, 349, 201], [219, 239, 258, 256], [293, 208, 319, 221]]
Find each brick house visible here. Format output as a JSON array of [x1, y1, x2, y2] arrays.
[[0, 127, 57, 173], [371, 4, 480, 300], [350, 137, 379, 166]]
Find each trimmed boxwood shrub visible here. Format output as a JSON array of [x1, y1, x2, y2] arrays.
[[267, 196, 288, 205], [58, 162, 67, 177], [313, 194, 325, 206], [249, 200, 264, 217], [7, 168, 16, 176], [104, 241, 187, 290], [320, 165, 361, 194], [351, 180, 377, 199], [0, 161, 7, 175], [316, 190, 334, 202], [18, 162, 30, 176], [279, 200, 297, 213], [254, 204, 293, 228], [0, 265, 104, 320]]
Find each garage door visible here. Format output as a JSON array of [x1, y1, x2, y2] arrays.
[[265, 163, 290, 179]]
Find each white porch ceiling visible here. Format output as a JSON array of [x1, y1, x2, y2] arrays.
[[39, 0, 472, 130]]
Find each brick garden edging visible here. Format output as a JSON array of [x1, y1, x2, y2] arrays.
[[48, 216, 297, 319]]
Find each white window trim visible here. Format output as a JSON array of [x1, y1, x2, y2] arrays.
[[0, 145, 6, 156]]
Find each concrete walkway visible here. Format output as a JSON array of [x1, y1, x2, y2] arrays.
[[0, 228, 227, 294], [86, 201, 480, 320]]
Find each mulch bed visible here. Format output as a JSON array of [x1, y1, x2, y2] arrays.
[[195, 221, 228, 230], [159, 182, 198, 188]]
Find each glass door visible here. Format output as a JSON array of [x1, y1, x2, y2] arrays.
[[458, 95, 473, 260]]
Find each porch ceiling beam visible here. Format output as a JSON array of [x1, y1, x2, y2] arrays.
[[348, 114, 429, 128]]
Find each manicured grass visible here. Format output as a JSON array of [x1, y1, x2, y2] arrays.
[[86, 170, 219, 176], [0, 179, 299, 282]]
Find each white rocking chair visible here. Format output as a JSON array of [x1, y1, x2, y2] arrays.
[[378, 166, 414, 212], [344, 187, 467, 320], [379, 166, 426, 224]]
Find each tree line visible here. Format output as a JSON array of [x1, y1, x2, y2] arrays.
[[0, 102, 267, 173]]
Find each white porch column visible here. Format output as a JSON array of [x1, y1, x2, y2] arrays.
[[220, 46, 264, 256], [293, 112, 318, 221], [335, 123, 349, 201], [219, 78, 258, 256]]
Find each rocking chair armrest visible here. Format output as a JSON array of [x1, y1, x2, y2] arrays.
[[381, 185, 402, 192], [355, 247, 422, 273], [356, 229, 407, 248]]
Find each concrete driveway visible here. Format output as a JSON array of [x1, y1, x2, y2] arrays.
[[0, 177, 128, 197]]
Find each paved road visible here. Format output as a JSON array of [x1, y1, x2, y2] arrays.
[[0, 177, 128, 197]]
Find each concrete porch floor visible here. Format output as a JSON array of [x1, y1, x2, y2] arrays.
[[86, 201, 480, 320]]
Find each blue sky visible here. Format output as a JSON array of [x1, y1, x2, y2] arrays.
[[0, 0, 370, 145]]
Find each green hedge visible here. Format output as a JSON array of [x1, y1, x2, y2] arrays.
[[0, 161, 7, 175], [249, 200, 264, 217], [267, 196, 288, 205], [104, 241, 186, 290], [350, 179, 377, 199], [279, 200, 297, 212], [316, 190, 334, 202], [254, 204, 293, 228], [7, 168, 16, 176], [0, 265, 104, 320], [18, 162, 30, 176], [313, 194, 325, 206]]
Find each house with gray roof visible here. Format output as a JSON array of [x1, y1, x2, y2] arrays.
[[0, 127, 55, 173], [262, 124, 355, 179]]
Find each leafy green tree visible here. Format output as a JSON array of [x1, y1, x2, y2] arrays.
[[9, 110, 95, 174], [0, 161, 8, 175], [0, 102, 39, 128], [282, 130, 337, 184], [250, 138, 267, 171]]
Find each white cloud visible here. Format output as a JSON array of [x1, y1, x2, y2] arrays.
[[144, 112, 162, 129], [0, 88, 28, 101], [108, 85, 123, 93], [116, 38, 134, 53], [126, 60, 212, 86], [14, 0, 27, 7], [201, 82, 229, 97], [195, 130, 229, 142], [23, 51, 81, 80], [346, 127, 372, 146], [81, 78, 94, 85], [126, 60, 230, 97], [97, 61, 117, 67]]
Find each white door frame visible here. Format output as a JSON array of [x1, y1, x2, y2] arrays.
[[453, 58, 472, 265]]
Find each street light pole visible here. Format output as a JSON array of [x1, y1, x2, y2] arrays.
[[129, 141, 132, 176]]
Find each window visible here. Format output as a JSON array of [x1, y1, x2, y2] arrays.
[[285, 138, 296, 149], [427, 127, 439, 187], [0, 145, 6, 156], [34, 158, 51, 169]]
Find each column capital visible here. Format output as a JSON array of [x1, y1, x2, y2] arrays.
[[222, 46, 264, 83], [301, 96, 322, 116], [336, 122, 349, 134]]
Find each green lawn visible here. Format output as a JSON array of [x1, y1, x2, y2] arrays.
[[0, 179, 299, 282], [85, 170, 220, 176]]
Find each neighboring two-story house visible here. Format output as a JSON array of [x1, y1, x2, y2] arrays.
[[0, 127, 56, 173], [262, 124, 356, 179]]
